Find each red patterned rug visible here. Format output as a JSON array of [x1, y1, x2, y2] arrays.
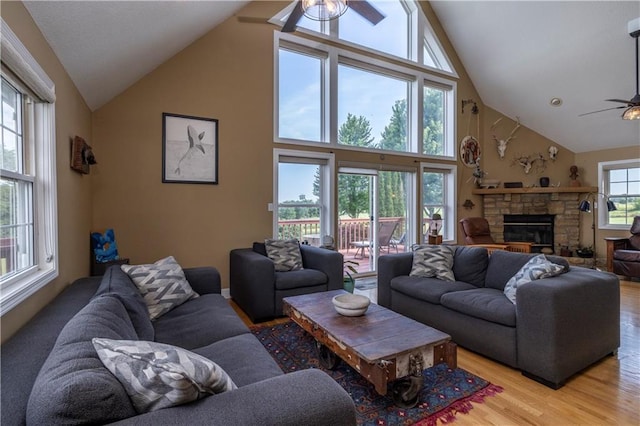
[[251, 321, 502, 425]]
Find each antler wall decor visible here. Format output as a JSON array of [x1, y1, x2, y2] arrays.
[[512, 153, 547, 175], [491, 116, 521, 159]]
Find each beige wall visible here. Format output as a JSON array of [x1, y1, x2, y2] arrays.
[[575, 146, 640, 258], [1, 2, 93, 342]]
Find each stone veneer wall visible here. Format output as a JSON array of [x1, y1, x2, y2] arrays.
[[481, 192, 582, 253]]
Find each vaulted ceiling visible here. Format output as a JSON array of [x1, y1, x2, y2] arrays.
[[22, 1, 639, 154]]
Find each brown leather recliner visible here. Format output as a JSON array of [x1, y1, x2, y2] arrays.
[[606, 216, 640, 278], [459, 217, 532, 253]]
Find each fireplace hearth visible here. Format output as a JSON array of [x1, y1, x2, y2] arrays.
[[504, 214, 555, 254]]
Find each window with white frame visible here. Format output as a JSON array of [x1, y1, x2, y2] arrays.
[[277, 44, 326, 143], [599, 159, 640, 228], [275, 34, 456, 158], [338, 0, 410, 59], [274, 149, 334, 245], [337, 61, 409, 151], [421, 162, 456, 242], [1, 18, 58, 315]]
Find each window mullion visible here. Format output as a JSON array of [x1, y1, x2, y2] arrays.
[[328, 50, 338, 146]]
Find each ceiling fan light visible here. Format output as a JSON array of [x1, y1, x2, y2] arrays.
[[622, 105, 640, 120], [302, 0, 347, 21]]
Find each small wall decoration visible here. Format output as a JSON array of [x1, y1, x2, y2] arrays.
[[460, 136, 481, 167], [548, 145, 558, 161], [512, 153, 547, 174], [569, 165, 581, 187], [162, 112, 218, 184], [490, 116, 521, 159], [70, 136, 96, 174]]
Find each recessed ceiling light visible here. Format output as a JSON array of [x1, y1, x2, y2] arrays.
[[550, 97, 563, 107]]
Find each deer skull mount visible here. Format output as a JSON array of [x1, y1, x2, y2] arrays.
[[512, 153, 547, 175], [491, 117, 521, 159]]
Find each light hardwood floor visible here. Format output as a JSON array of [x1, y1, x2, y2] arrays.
[[230, 280, 640, 425]]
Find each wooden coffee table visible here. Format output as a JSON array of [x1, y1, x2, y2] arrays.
[[283, 290, 457, 408]]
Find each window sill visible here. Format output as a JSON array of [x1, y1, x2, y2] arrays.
[[1, 267, 58, 316]]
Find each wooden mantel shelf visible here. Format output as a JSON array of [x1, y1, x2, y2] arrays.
[[472, 186, 597, 195]]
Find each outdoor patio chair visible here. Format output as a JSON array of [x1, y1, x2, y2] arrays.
[[350, 221, 399, 259]]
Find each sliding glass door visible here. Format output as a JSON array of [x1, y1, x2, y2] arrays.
[[338, 167, 414, 275]]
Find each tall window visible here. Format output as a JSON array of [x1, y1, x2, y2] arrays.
[[1, 18, 57, 315], [422, 84, 444, 156], [599, 159, 640, 228], [421, 163, 456, 242], [274, 149, 334, 245], [338, 63, 409, 151], [1, 78, 34, 279], [278, 46, 325, 142], [275, 34, 456, 158], [274, 0, 457, 159]]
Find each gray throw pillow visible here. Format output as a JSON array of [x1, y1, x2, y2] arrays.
[[410, 245, 455, 281], [503, 254, 565, 304], [92, 338, 237, 413], [121, 256, 198, 320], [264, 238, 303, 271]]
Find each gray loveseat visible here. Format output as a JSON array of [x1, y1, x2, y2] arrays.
[[378, 247, 620, 389], [230, 243, 343, 322], [1, 266, 356, 425]]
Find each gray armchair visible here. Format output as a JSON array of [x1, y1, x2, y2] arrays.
[[230, 243, 344, 322]]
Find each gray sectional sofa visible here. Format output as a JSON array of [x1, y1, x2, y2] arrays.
[[378, 247, 620, 389], [1, 266, 356, 425]]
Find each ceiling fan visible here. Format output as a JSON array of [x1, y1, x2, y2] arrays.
[[580, 20, 640, 119], [282, 0, 385, 33]]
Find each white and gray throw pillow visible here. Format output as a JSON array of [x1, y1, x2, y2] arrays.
[[121, 256, 198, 320], [92, 338, 237, 413], [503, 254, 565, 304], [410, 245, 455, 282], [264, 239, 303, 272]]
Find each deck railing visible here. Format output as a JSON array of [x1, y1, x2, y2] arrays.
[[278, 217, 406, 251]]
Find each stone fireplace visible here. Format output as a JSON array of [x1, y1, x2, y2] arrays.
[[480, 191, 582, 254]]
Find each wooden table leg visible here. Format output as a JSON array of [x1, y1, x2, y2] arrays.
[[434, 341, 457, 369]]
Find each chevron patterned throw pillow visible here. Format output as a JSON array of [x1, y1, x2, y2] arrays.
[[121, 256, 198, 320], [264, 239, 303, 272], [503, 254, 565, 304], [410, 245, 455, 281], [93, 338, 237, 413]]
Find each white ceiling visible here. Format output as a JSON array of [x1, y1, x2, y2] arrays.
[[23, 0, 250, 111], [430, 1, 640, 153], [22, 0, 640, 153]]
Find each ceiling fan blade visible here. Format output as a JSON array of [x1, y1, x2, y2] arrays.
[[605, 98, 632, 105], [282, 1, 304, 33], [578, 106, 626, 117], [348, 0, 385, 25]]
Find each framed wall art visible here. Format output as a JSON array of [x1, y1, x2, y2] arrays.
[[460, 135, 481, 168], [162, 112, 218, 184]]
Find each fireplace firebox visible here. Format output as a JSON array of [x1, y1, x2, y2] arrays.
[[503, 214, 555, 254]]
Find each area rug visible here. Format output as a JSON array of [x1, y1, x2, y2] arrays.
[[251, 321, 503, 425]]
